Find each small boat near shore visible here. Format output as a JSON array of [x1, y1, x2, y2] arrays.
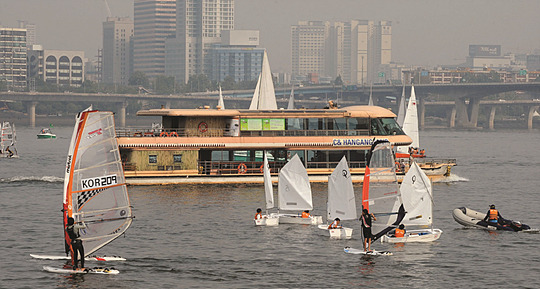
[[452, 207, 532, 232]]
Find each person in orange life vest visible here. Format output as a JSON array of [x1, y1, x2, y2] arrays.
[[301, 210, 311, 218], [254, 208, 263, 220], [483, 204, 502, 225], [360, 208, 376, 252], [328, 218, 342, 229], [393, 224, 406, 238]]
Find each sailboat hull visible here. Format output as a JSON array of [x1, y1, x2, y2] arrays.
[[318, 225, 353, 239], [254, 215, 279, 226], [278, 214, 323, 225], [380, 228, 442, 243]]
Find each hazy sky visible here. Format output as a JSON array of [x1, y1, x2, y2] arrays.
[[2, 0, 540, 72]]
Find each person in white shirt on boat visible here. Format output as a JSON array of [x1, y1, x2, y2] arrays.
[[328, 218, 342, 229]]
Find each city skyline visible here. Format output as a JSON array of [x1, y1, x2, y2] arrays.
[[2, 0, 540, 73]]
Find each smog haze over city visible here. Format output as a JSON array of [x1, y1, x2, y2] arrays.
[[1, 0, 540, 71]]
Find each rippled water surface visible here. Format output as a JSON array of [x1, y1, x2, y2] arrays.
[[1, 126, 539, 288]]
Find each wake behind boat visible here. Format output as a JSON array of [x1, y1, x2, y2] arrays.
[[452, 207, 532, 232], [39, 108, 133, 274]]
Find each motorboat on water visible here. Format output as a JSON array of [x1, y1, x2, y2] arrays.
[[37, 127, 56, 139], [452, 207, 531, 232]]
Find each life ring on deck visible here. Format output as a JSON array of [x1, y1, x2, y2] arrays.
[[260, 164, 265, 173], [238, 163, 247, 174], [198, 122, 209, 133], [169, 131, 178, 137], [160, 131, 169, 137]]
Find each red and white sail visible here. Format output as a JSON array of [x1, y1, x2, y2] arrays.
[[63, 108, 132, 256]]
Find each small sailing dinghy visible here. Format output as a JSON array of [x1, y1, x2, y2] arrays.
[[39, 108, 133, 274], [318, 156, 357, 239], [254, 153, 279, 226], [0, 122, 18, 158], [277, 154, 323, 225], [381, 161, 442, 243], [345, 140, 405, 255]]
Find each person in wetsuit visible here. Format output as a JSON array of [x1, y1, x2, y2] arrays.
[[360, 208, 376, 252], [66, 217, 86, 270]]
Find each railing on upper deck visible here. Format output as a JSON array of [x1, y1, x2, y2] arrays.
[[116, 127, 372, 138]]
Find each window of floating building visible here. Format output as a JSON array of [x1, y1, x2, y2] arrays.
[[149, 155, 157, 164], [173, 154, 182, 163]]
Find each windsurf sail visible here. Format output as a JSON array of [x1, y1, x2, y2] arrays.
[[327, 156, 357, 221], [278, 154, 313, 211], [364, 140, 405, 241], [1, 122, 17, 158], [263, 153, 274, 210], [396, 85, 419, 154], [396, 85, 406, 127], [63, 108, 133, 257], [400, 161, 433, 226]]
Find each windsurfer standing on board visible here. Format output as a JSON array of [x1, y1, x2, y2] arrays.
[[360, 208, 376, 252], [66, 217, 87, 270]]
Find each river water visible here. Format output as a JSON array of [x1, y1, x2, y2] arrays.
[[1, 125, 539, 288]]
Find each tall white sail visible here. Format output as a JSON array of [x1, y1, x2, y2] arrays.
[[263, 153, 274, 210], [63, 108, 133, 256], [217, 85, 225, 109], [287, 86, 295, 109], [368, 83, 374, 106], [363, 140, 406, 241], [0, 122, 17, 158], [400, 162, 433, 226], [327, 156, 357, 221], [278, 154, 313, 211], [396, 85, 419, 154], [249, 50, 277, 110], [396, 85, 406, 126]]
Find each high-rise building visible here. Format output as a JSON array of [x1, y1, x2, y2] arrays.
[[166, 0, 234, 84], [18, 20, 36, 46], [102, 17, 134, 85], [291, 21, 329, 82], [292, 20, 392, 85], [133, 0, 176, 79], [210, 30, 263, 82], [0, 27, 27, 91], [27, 45, 85, 87]]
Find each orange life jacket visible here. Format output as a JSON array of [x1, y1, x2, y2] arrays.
[[489, 209, 498, 220], [328, 221, 340, 229], [301, 212, 310, 218], [255, 212, 262, 220], [395, 228, 405, 237]]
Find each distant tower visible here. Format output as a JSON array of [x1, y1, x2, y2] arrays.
[[165, 0, 235, 84], [18, 20, 36, 46], [0, 27, 27, 91], [102, 17, 134, 85], [133, 0, 176, 79], [291, 21, 329, 82]]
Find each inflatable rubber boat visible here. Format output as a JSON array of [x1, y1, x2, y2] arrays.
[[452, 207, 530, 232]]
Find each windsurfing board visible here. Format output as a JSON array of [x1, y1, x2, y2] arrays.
[[43, 266, 120, 275], [344, 247, 392, 256], [31, 254, 125, 261]]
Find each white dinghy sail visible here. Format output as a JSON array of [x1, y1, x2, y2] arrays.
[[277, 154, 322, 225], [63, 108, 133, 259], [381, 161, 442, 242], [254, 153, 279, 226], [217, 85, 225, 109], [319, 156, 357, 239], [396, 85, 419, 155]]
